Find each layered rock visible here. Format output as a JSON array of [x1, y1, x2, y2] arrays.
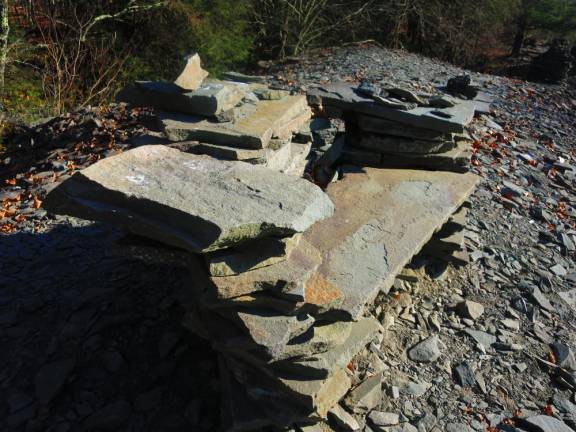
[[44, 146, 334, 253], [307, 80, 490, 173], [44, 60, 482, 431]]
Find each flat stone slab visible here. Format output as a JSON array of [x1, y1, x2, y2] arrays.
[[207, 235, 301, 277], [353, 132, 456, 154], [44, 145, 334, 253], [167, 140, 268, 163], [355, 115, 452, 141], [307, 83, 475, 133], [160, 94, 310, 149], [209, 237, 323, 301], [340, 140, 472, 173], [117, 80, 246, 116], [304, 167, 479, 319], [201, 167, 478, 320]]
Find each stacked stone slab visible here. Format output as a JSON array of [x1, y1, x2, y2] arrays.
[[307, 82, 492, 173], [117, 54, 312, 177], [44, 144, 479, 431], [422, 203, 471, 266]]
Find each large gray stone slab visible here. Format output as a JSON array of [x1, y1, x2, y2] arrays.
[[353, 133, 456, 154], [44, 145, 334, 253], [160, 94, 310, 149], [356, 115, 452, 141], [340, 140, 472, 173], [300, 167, 479, 320], [199, 167, 478, 320], [307, 83, 475, 133], [117, 80, 246, 116]]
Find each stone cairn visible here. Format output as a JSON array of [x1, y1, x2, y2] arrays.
[[44, 55, 486, 431]]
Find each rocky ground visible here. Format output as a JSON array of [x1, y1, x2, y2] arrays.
[[1, 44, 576, 431]]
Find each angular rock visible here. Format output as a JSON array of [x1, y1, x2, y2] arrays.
[[160, 94, 310, 149], [118, 80, 246, 117], [220, 309, 315, 360], [274, 317, 382, 378], [532, 287, 554, 312], [328, 404, 360, 431], [207, 237, 323, 301], [344, 373, 383, 413], [341, 140, 472, 173], [408, 335, 442, 363], [456, 300, 484, 321], [368, 411, 400, 428], [207, 235, 302, 277], [281, 321, 353, 361], [222, 71, 269, 84], [228, 355, 352, 418], [453, 361, 475, 387], [44, 146, 334, 253], [169, 140, 268, 163], [175, 53, 209, 90], [552, 342, 576, 371], [289, 167, 478, 320], [463, 329, 496, 348], [356, 115, 452, 141]]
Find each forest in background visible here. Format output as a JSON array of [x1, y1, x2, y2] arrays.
[[0, 0, 575, 122]]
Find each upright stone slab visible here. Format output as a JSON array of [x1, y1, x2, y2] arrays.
[[43, 146, 334, 253], [174, 53, 209, 90]]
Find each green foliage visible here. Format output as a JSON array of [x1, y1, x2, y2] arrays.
[[119, 0, 253, 83], [527, 0, 576, 39]]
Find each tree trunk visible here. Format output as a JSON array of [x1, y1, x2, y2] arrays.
[[0, 0, 8, 100], [511, 13, 527, 57]]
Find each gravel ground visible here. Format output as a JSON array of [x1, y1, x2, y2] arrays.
[[1, 44, 576, 431]]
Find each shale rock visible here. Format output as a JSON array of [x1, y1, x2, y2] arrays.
[[175, 53, 209, 90], [44, 145, 334, 253]]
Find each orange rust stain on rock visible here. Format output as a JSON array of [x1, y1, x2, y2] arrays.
[[305, 273, 342, 306]]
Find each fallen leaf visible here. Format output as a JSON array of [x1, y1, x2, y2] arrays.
[[33, 197, 42, 209], [543, 404, 554, 416]]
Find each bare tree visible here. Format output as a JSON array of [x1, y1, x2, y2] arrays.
[[35, 0, 165, 113]]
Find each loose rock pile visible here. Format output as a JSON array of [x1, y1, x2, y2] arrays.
[[41, 54, 486, 430]]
